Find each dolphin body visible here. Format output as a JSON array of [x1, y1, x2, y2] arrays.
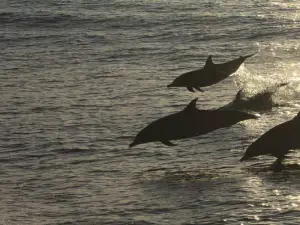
[[167, 52, 257, 92], [129, 98, 257, 148], [240, 112, 300, 171], [219, 82, 289, 111]]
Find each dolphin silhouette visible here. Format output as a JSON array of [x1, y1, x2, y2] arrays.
[[129, 98, 258, 148], [167, 52, 257, 92], [219, 82, 289, 111], [240, 111, 300, 170]]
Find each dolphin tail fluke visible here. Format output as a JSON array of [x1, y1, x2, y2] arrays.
[[276, 82, 290, 89], [270, 81, 290, 93], [240, 51, 258, 60], [161, 140, 177, 147], [264, 81, 290, 95]]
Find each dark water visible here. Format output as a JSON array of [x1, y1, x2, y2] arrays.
[[2, 0, 300, 224]]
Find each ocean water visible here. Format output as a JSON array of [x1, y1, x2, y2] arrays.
[[2, 0, 300, 224]]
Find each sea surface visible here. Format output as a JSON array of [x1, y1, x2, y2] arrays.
[[2, 0, 300, 224]]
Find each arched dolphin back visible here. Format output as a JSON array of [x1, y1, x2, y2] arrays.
[[240, 112, 300, 162], [129, 98, 258, 148], [167, 52, 257, 92], [129, 98, 200, 148]]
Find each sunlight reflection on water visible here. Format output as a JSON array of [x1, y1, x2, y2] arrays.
[[2, 0, 300, 224]]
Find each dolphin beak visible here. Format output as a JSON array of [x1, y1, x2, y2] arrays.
[[129, 141, 137, 148], [240, 155, 247, 162], [167, 83, 173, 88]]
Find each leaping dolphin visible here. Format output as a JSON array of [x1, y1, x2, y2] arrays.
[[129, 98, 258, 148], [219, 82, 289, 111], [240, 111, 300, 171], [167, 52, 257, 92]]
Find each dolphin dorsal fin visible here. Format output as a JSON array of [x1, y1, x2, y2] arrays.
[[204, 55, 214, 68], [184, 98, 198, 112], [235, 90, 243, 101]]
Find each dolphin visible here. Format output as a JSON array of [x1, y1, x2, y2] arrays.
[[219, 82, 289, 111], [240, 111, 300, 171], [129, 98, 258, 148], [167, 52, 257, 92]]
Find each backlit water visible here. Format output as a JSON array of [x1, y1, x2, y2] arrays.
[[2, 0, 300, 224]]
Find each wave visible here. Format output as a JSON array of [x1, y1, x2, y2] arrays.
[[0, 33, 69, 43], [31, 105, 66, 113], [3, 9, 300, 47], [0, 11, 99, 28], [53, 148, 96, 155], [1, 11, 73, 26]]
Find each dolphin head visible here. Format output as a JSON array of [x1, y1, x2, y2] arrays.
[[240, 133, 267, 162], [167, 77, 182, 88], [129, 139, 141, 148], [129, 126, 156, 148], [129, 136, 146, 148], [240, 143, 257, 161], [240, 145, 259, 162]]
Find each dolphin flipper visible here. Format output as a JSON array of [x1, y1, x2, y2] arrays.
[[194, 87, 204, 92], [161, 140, 177, 146], [187, 87, 195, 92]]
